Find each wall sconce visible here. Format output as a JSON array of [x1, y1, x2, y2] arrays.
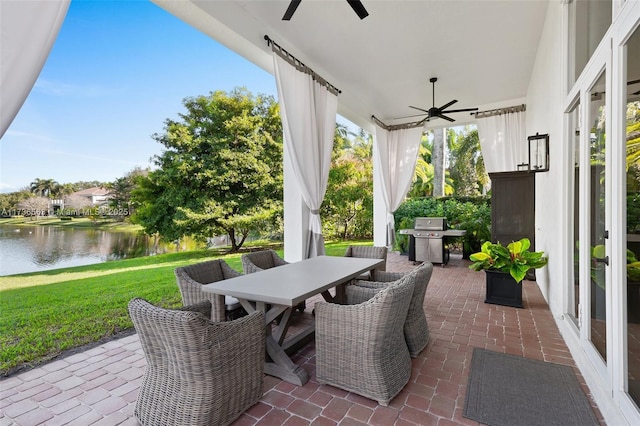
[[528, 133, 549, 172]]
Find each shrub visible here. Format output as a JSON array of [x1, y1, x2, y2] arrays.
[[394, 196, 491, 258]]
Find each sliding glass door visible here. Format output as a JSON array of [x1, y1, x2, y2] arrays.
[[589, 71, 608, 361], [625, 22, 640, 411]]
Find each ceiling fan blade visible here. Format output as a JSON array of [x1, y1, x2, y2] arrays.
[[438, 114, 455, 122], [438, 99, 458, 111], [417, 116, 429, 126], [394, 113, 428, 119], [409, 105, 430, 114], [347, 0, 369, 19], [442, 107, 479, 114], [282, 0, 301, 20]]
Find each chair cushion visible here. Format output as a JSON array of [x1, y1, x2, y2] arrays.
[[225, 295, 241, 311]]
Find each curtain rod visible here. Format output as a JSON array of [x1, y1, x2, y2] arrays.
[[371, 115, 426, 131], [473, 104, 526, 119], [264, 35, 341, 96]]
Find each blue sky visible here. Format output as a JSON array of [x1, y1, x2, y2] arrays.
[[1, 0, 314, 193]]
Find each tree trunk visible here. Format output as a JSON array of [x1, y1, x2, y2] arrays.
[[228, 228, 239, 252], [433, 127, 445, 197]]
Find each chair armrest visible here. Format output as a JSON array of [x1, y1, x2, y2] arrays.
[[352, 280, 388, 289], [179, 300, 212, 318], [221, 261, 242, 278], [272, 253, 288, 267], [345, 284, 380, 305], [374, 271, 406, 282], [243, 262, 264, 274]]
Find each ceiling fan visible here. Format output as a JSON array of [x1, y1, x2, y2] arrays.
[[282, 0, 369, 20], [407, 77, 479, 123]]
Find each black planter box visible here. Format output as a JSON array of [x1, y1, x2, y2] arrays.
[[485, 270, 523, 308]]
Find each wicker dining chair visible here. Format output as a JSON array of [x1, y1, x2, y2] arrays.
[[128, 298, 265, 426], [174, 259, 245, 322], [315, 273, 414, 406], [343, 245, 388, 280], [241, 250, 305, 312], [346, 261, 434, 358], [241, 249, 289, 274]]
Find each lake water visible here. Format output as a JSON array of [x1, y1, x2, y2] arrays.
[[0, 225, 205, 276]]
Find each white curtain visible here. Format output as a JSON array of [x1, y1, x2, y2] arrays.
[[476, 110, 527, 173], [374, 124, 423, 246], [273, 52, 337, 258], [0, 0, 70, 138]]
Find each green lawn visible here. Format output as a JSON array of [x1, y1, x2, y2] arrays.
[[0, 216, 143, 231], [0, 240, 371, 376]]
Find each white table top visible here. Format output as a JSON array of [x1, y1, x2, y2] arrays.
[[202, 255, 384, 306]]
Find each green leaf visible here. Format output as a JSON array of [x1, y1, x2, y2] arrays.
[[510, 264, 529, 283], [469, 252, 491, 262]]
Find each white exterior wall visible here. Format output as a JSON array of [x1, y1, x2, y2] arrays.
[[525, 0, 566, 311]]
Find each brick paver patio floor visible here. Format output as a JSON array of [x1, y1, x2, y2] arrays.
[[0, 253, 605, 425]]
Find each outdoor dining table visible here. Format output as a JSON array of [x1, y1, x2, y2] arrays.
[[202, 255, 385, 385]]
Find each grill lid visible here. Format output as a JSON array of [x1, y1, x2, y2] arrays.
[[414, 217, 447, 231]]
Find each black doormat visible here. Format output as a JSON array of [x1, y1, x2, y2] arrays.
[[463, 348, 600, 426]]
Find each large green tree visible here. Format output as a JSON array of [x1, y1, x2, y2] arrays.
[[0, 190, 32, 214], [108, 167, 148, 221], [132, 88, 283, 251], [322, 129, 373, 239]]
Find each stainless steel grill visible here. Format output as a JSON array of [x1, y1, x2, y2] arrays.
[[399, 217, 466, 265]]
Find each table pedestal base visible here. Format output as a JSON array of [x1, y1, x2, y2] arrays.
[[265, 336, 310, 385]]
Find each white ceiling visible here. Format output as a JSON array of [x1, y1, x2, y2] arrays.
[[153, 0, 550, 131]]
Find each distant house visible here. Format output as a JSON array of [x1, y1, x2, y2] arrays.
[[70, 187, 111, 206]]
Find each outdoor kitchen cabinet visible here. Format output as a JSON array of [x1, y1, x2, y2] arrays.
[[489, 171, 535, 250]]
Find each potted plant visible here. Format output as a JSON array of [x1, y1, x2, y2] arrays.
[[469, 238, 548, 308]]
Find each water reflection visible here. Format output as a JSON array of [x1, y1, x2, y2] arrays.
[[0, 225, 204, 276]]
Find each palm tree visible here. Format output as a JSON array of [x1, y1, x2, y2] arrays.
[[29, 179, 46, 197], [29, 178, 59, 197], [409, 135, 454, 197]]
